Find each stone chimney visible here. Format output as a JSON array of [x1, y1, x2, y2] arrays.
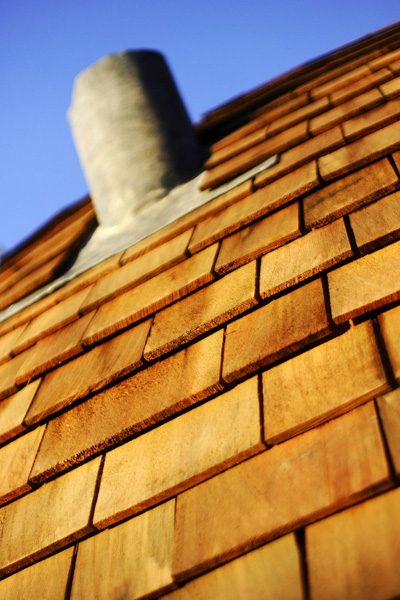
[[68, 50, 202, 227]]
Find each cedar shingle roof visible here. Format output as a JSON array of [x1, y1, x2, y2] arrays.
[[1, 21, 400, 599]]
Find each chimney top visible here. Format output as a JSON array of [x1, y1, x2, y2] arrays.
[[68, 50, 202, 227]]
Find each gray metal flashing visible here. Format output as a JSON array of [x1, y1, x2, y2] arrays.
[[0, 154, 278, 324]]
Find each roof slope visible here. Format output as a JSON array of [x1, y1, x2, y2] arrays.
[[1, 22, 400, 599]]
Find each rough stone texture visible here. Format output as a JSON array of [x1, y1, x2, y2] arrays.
[[173, 403, 390, 580], [82, 244, 217, 345], [260, 219, 352, 298], [328, 240, 400, 323], [144, 261, 257, 360], [262, 321, 388, 443], [223, 278, 330, 383], [25, 319, 151, 425], [318, 121, 400, 181], [0, 380, 40, 443], [29, 331, 224, 483], [81, 229, 193, 312], [303, 158, 398, 229], [378, 304, 400, 381], [0, 457, 101, 577], [0, 547, 74, 600], [215, 202, 300, 275], [307, 488, 400, 600], [93, 378, 264, 529], [164, 534, 303, 600], [349, 190, 400, 252], [70, 500, 176, 600], [191, 163, 317, 253], [68, 51, 201, 225], [0, 426, 45, 505]]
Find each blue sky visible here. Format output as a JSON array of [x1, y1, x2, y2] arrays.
[[1, 0, 398, 252]]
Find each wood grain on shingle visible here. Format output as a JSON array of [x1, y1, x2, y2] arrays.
[[262, 321, 388, 443], [93, 377, 264, 529], [29, 331, 224, 483], [71, 501, 175, 600], [343, 98, 400, 141], [0, 457, 100, 577], [0, 426, 45, 505], [191, 163, 318, 254], [215, 202, 300, 275], [0, 351, 31, 401], [15, 312, 94, 386], [311, 65, 371, 99], [0, 380, 40, 444], [0, 547, 74, 600], [309, 88, 384, 135], [380, 75, 400, 100], [164, 534, 303, 600], [377, 389, 400, 476], [307, 488, 400, 600], [319, 121, 400, 181], [349, 190, 400, 252], [12, 286, 94, 354], [304, 158, 398, 229], [378, 304, 400, 381], [201, 120, 309, 190], [205, 126, 269, 168], [81, 229, 193, 313], [223, 278, 330, 383], [328, 240, 400, 323], [0, 324, 26, 366], [82, 244, 217, 345], [144, 261, 257, 361], [25, 319, 151, 425], [173, 403, 390, 580], [370, 47, 400, 70], [329, 68, 393, 105], [267, 96, 330, 136], [260, 219, 352, 298]]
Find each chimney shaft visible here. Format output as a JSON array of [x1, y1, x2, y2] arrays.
[[68, 51, 202, 227]]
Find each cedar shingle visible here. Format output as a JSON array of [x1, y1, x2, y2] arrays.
[[328, 240, 400, 323], [330, 68, 393, 105], [144, 261, 257, 361], [0, 324, 26, 366], [349, 190, 400, 252], [304, 158, 398, 229], [343, 98, 400, 141], [307, 488, 400, 600], [255, 126, 344, 187], [173, 403, 390, 580], [378, 304, 400, 381], [309, 89, 384, 135], [311, 65, 371, 99], [12, 286, 93, 354], [82, 245, 217, 345], [377, 389, 400, 475], [267, 96, 330, 136], [205, 127, 268, 168], [260, 219, 352, 298], [223, 278, 330, 383], [215, 202, 300, 275], [380, 75, 400, 100], [81, 229, 193, 312], [29, 331, 224, 483], [0, 457, 101, 577], [201, 121, 309, 190], [70, 501, 175, 600], [15, 312, 94, 386], [25, 319, 151, 425], [369, 47, 400, 70], [0, 426, 45, 505], [164, 534, 303, 600], [93, 378, 264, 529], [262, 321, 388, 443], [0, 351, 31, 401], [0, 547, 74, 600], [0, 380, 40, 444], [190, 163, 318, 254], [318, 121, 400, 181]]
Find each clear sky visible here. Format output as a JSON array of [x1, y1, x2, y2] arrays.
[[1, 0, 398, 253]]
